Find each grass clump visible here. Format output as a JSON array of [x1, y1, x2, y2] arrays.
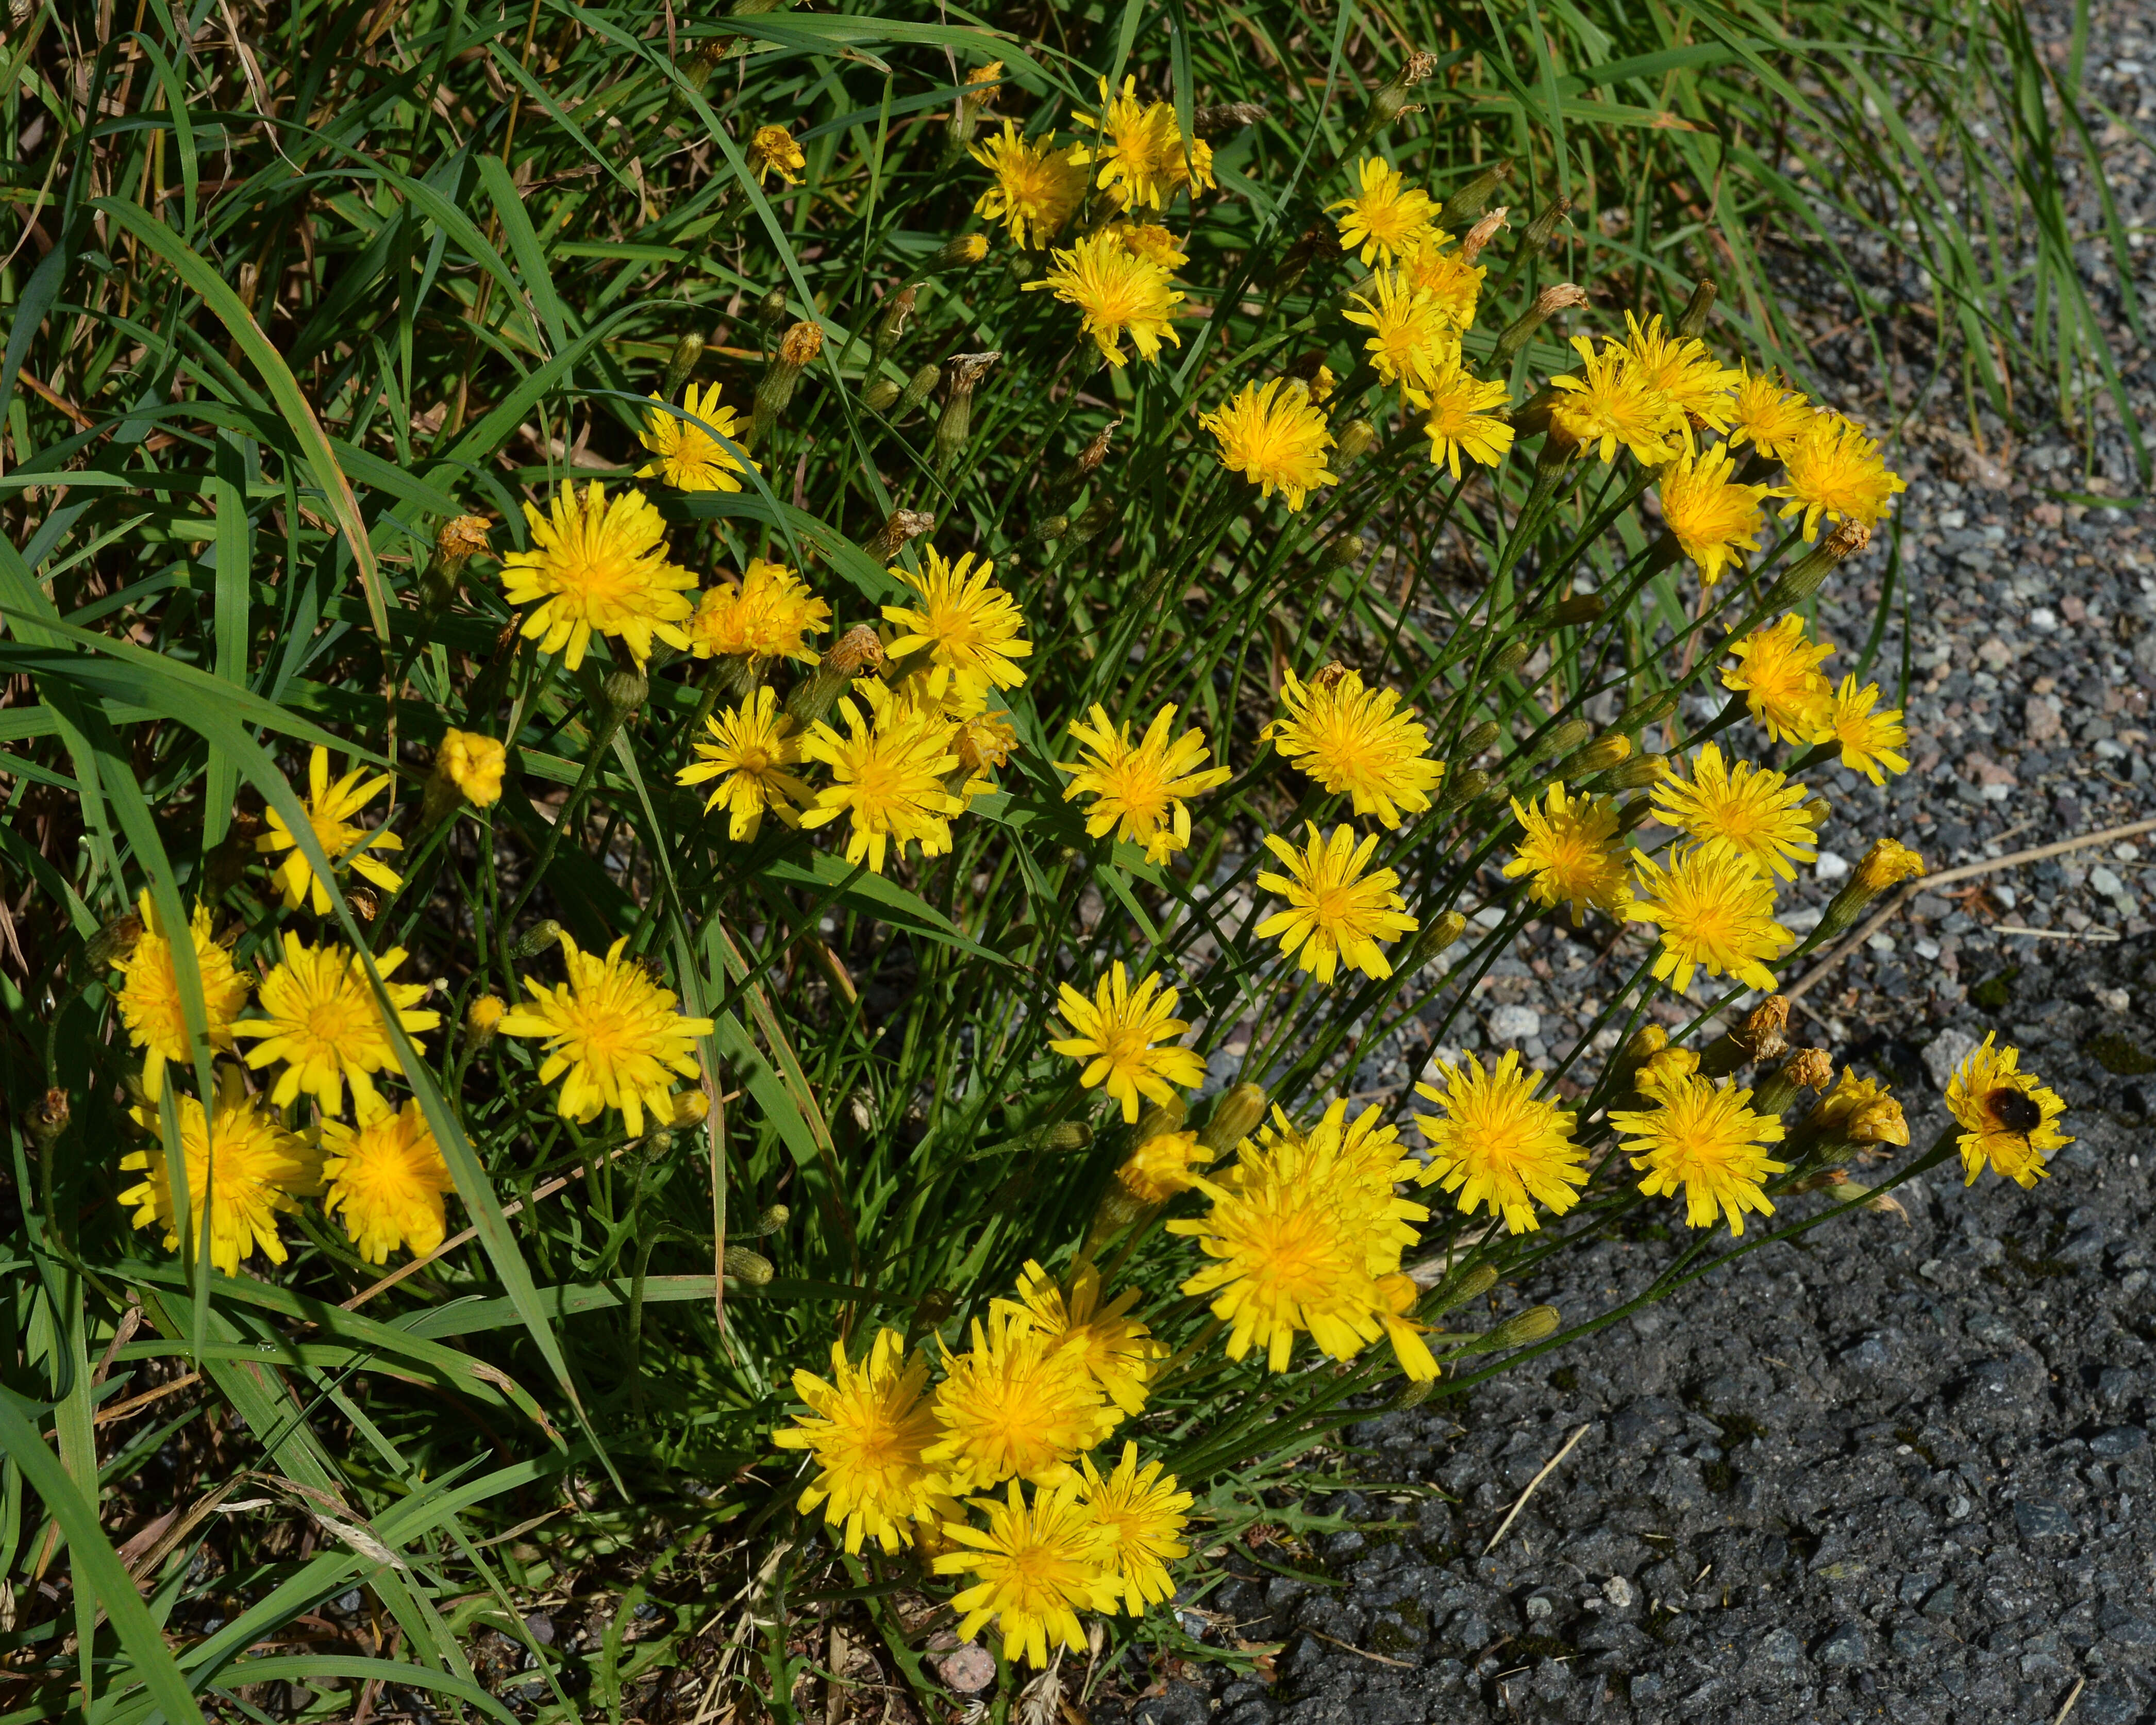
[[0, 0, 2101, 1717]]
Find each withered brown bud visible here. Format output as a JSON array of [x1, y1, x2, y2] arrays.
[[29, 1088, 70, 1147], [779, 321, 823, 369], [1699, 994, 1791, 1077], [347, 888, 380, 923], [1459, 207, 1509, 267], [864, 509, 936, 563], [1309, 662, 1352, 691], [1193, 101, 1267, 137], [873, 285, 919, 365], [1495, 282, 1589, 364], [1058, 419, 1118, 493], [826, 624, 887, 678], [934, 351, 1001, 477]]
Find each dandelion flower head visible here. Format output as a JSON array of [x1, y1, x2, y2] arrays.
[[1823, 674, 1909, 785], [1414, 1050, 1588, 1233], [231, 935, 439, 1117], [1726, 364, 1813, 459], [1613, 1069, 1789, 1236], [932, 1480, 1117, 1669], [1415, 361, 1515, 478], [1502, 781, 1633, 925], [1400, 232, 1485, 331], [108, 889, 250, 1100], [1255, 822, 1419, 984], [1079, 1442, 1193, 1613], [320, 1094, 456, 1265], [1049, 961, 1207, 1124], [1266, 666, 1443, 828], [1656, 444, 1771, 588], [1198, 377, 1339, 513], [1722, 613, 1835, 744], [1778, 412, 1907, 541], [1622, 312, 1741, 439], [1624, 845, 1793, 996], [1946, 1034, 2071, 1189], [120, 1067, 319, 1277], [1344, 271, 1456, 393], [1115, 1128, 1215, 1204], [1056, 702, 1230, 865], [774, 1328, 953, 1554], [688, 558, 831, 664], [1649, 742, 1820, 882], [1548, 335, 1684, 467], [1025, 230, 1184, 368], [676, 685, 812, 841], [749, 122, 806, 186], [971, 121, 1088, 247], [925, 1309, 1111, 1491], [436, 729, 507, 808], [256, 745, 406, 916], [1328, 155, 1435, 266], [796, 682, 966, 875], [499, 481, 696, 671], [1072, 76, 1215, 212], [638, 382, 756, 494], [882, 548, 1032, 700], [996, 1261, 1161, 1418]]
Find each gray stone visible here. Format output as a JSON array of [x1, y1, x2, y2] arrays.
[[1923, 1026, 1980, 1090], [1485, 1003, 1539, 1042], [2090, 1425, 2147, 1458], [1818, 1622, 1869, 1666], [1922, 1583, 1959, 1619], [2012, 1498, 2076, 1540]]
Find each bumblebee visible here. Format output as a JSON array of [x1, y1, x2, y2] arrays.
[[1986, 1087, 2043, 1137]]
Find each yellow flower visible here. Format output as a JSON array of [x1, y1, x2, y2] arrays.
[[1071, 76, 1215, 212], [467, 993, 505, 1040], [1722, 613, 1835, 744], [1254, 822, 1419, 984], [1502, 781, 1632, 926], [437, 729, 506, 808], [952, 709, 1019, 802], [1399, 233, 1484, 331], [1198, 377, 1339, 512], [1621, 312, 1741, 441], [1078, 1442, 1192, 1613], [1614, 1069, 1788, 1236], [1808, 1069, 1910, 1147], [1115, 1128, 1214, 1204], [797, 683, 966, 875], [1548, 335, 1685, 466], [108, 889, 249, 1101], [1025, 230, 1183, 368], [1328, 155, 1434, 266], [1414, 362, 1514, 478], [1108, 220, 1189, 271], [1823, 674, 1910, 784], [997, 1261, 1161, 1418], [1344, 271, 1455, 391], [687, 559, 831, 664], [1726, 364, 1813, 459], [1649, 742, 1819, 883], [499, 482, 696, 671], [676, 686, 812, 841], [256, 745, 406, 916], [1244, 1100, 1428, 1273], [1168, 1114, 1433, 1380], [120, 1066, 319, 1277], [1855, 836, 1927, 893], [1655, 444, 1771, 588], [1056, 702, 1231, 865], [1413, 1049, 1587, 1233], [748, 122, 806, 186], [1624, 846, 1793, 996], [232, 935, 440, 1117], [932, 1480, 1117, 1669], [1945, 1034, 2071, 1188], [881, 547, 1032, 700], [1050, 961, 1207, 1124], [495, 932, 715, 1136], [638, 380, 756, 494], [773, 1329, 954, 1555], [971, 121, 1088, 246], [1778, 413, 1906, 540], [320, 1094, 455, 1264], [925, 1309, 1111, 1491], [1266, 666, 1442, 828]]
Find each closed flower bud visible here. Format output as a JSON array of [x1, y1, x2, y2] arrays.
[[872, 285, 919, 366], [1521, 196, 1574, 253], [750, 321, 825, 447], [1815, 836, 1925, 941], [934, 350, 1000, 477], [1438, 158, 1511, 229], [1420, 1259, 1498, 1313], [602, 669, 649, 727], [1602, 752, 1667, 790], [1331, 416, 1377, 464], [924, 233, 990, 273], [1134, 1098, 1189, 1145], [1760, 518, 1871, 611], [671, 1089, 710, 1127], [1551, 591, 1605, 627], [1457, 719, 1501, 757], [1199, 1083, 1269, 1151], [466, 993, 506, 1047], [863, 508, 935, 563], [660, 331, 706, 401], [899, 362, 941, 415], [511, 920, 563, 959], [1479, 1304, 1561, 1350], [1565, 731, 1632, 775], [1436, 766, 1490, 811], [1676, 278, 1718, 339], [1496, 281, 1589, 364], [757, 286, 790, 335], [722, 1245, 775, 1287], [29, 1087, 69, 1149], [862, 376, 901, 412], [1068, 495, 1119, 545], [1532, 718, 1592, 761], [785, 625, 888, 726], [744, 1203, 791, 1236], [1847, 1096, 1909, 1146], [1406, 909, 1468, 969], [1616, 687, 1679, 731], [1035, 1121, 1092, 1153], [1488, 640, 1531, 677], [1319, 533, 1365, 569]]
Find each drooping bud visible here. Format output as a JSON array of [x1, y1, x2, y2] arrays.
[[671, 1089, 710, 1128], [1459, 206, 1509, 266], [1700, 995, 1791, 1076], [1334, 418, 1377, 463], [872, 285, 919, 367], [722, 1245, 775, 1287], [1406, 909, 1469, 970], [862, 508, 935, 563], [1495, 283, 1589, 364], [1199, 1083, 1268, 1151], [1814, 837, 1926, 942], [511, 920, 563, 960], [750, 320, 825, 448], [933, 350, 1000, 476], [1438, 159, 1511, 230], [784, 625, 888, 727], [1751, 1047, 1833, 1118], [660, 331, 706, 401]]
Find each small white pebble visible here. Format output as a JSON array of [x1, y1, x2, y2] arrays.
[[1815, 850, 1851, 883], [2116, 842, 2143, 862], [1867, 933, 1897, 954], [1602, 1576, 1639, 1610], [1915, 937, 1941, 960], [2029, 606, 2059, 630], [2098, 987, 2132, 1014]]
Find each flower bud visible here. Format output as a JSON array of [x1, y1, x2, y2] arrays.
[[1363, 49, 1439, 138], [466, 993, 506, 1047], [1616, 687, 1679, 731], [872, 285, 919, 367], [933, 350, 1000, 476], [1435, 766, 1490, 811], [423, 728, 507, 826], [722, 1245, 775, 1287], [1114, 1128, 1209, 1203], [1457, 719, 1500, 756], [863, 508, 935, 563], [945, 60, 1002, 155], [1751, 1047, 1833, 1118], [785, 625, 888, 726], [511, 920, 563, 959], [1054, 419, 1119, 499], [1550, 591, 1605, 627], [1458, 206, 1508, 266], [1199, 1083, 1268, 1151], [1815, 837, 1925, 941], [899, 362, 941, 415], [1607, 1024, 1667, 1093], [1035, 1121, 1092, 1153], [922, 233, 990, 274], [1438, 158, 1511, 229], [1419, 1259, 1497, 1313], [1488, 640, 1530, 677], [1675, 278, 1718, 339], [862, 376, 901, 412], [602, 668, 649, 727], [1564, 731, 1632, 776], [671, 1089, 710, 1128], [750, 321, 825, 448], [1133, 1097, 1190, 1145], [1406, 909, 1469, 969], [1479, 1304, 1560, 1350], [1068, 495, 1119, 545], [1319, 533, 1365, 569], [743, 1203, 791, 1236], [660, 331, 706, 401], [1531, 718, 1592, 762], [1601, 752, 1667, 790], [1495, 281, 1589, 364], [1521, 196, 1574, 252], [1760, 518, 1870, 611], [1700, 994, 1790, 1076], [757, 286, 790, 336], [1334, 417, 1377, 463]]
